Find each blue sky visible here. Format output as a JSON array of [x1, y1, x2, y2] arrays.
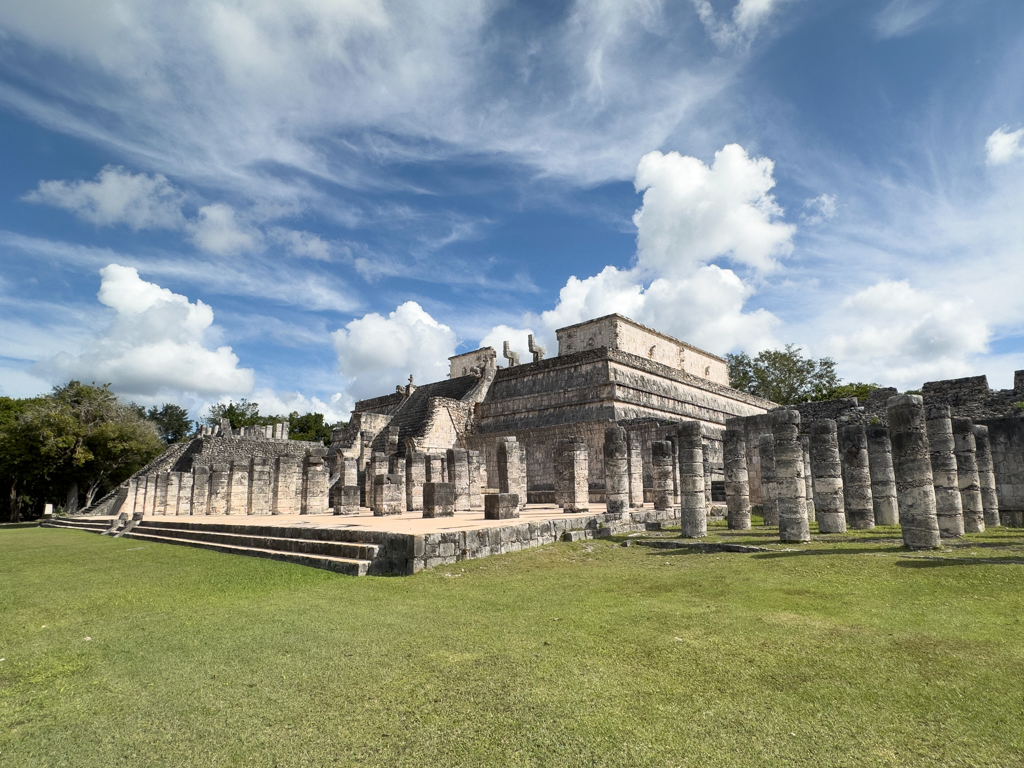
[[1, 0, 1023, 421]]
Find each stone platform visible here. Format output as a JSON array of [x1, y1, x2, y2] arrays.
[[43, 504, 682, 576]]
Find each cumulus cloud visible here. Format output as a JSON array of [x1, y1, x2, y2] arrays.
[[478, 325, 537, 365], [801, 193, 837, 225], [37, 264, 254, 398], [23, 165, 185, 230], [873, 0, 941, 40], [249, 388, 352, 425], [985, 126, 1024, 166], [824, 280, 990, 388], [332, 301, 457, 401]]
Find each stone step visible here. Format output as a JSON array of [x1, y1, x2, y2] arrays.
[[122, 531, 370, 576], [132, 523, 379, 561], [42, 519, 115, 533]]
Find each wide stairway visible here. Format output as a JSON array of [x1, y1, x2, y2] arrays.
[[41, 517, 377, 576]]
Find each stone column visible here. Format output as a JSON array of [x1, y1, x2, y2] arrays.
[[973, 425, 1000, 527], [178, 471, 193, 516], [389, 455, 407, 513], [773, 410, 810, 543], [757, 434, 778, 526], [952, 418, 985, 533], [555, 438, 589, 513], [123, 477, 138, 516], [887, 394, 941, 549], [801, 435, 814, 522], [227, 461, 250, 515], [209, 463, 231, 515], [468, 450, 485, 509], [497, 437, 527, 510], [426, 454, 445, 484], [366, 452, 389, 512], [723, 422, 751, 530], [405, 450, 426, 512], [627, 431, 644, 508], [669, 436, 680, 508], [840, 424, 875, 530], [249, 459, 272, 515], [926, 404, 964, 538], [603, 426, 630, 516], [866, 426, 899, 526], [156, 471, 170, 515], [810, 420, 846, 534], [191, 465, 211, 516], [303, 455, 330, 515], [651, 440, 674, 513], [423, 482, 455, 518], [702, 440, 714, 509], [446, 448, 471, 512], [273, 457, 300, 515], [165, 472, 181, 517], [373, 474, 403, 515], [677, 422, 707, 538]]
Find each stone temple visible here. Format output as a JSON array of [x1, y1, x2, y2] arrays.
[[52, 313, 1024, 574]]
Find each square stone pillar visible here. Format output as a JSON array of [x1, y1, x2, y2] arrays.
[[555, 438, 589, 513], [250, 459, 272, 515], [651, 440, 674, 513], [303, 455, 329, 515], [331, 456, 358, 511], [165, 472, 181, 517], [191, 465, 211, 516], [405, 450, 426, 512], [446, 448, 471, 512], [497, 437, 527, 510], [627, 432, 644, 508], [485, 493, 520, 520], [209, 464, 231, 516], [426, 454, 445, 484], [178, 471, 193, 516], [423, 482, 455, 518], [227, 461, 250, 515], [668, 435, 680, 507], [373, 474, 404, 515], [366, 452, 389, 513], [273, 457, 300, 515], [334, 486, 360, 515], [468, 450, 485, 509], [156, 472, 170, 515]]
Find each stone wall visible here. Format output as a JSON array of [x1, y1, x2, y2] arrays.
[[979, 416, 1024, 525]]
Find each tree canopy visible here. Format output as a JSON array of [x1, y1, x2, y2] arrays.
[[148, 403, 194, 443], [726, 345, 877, 405], [205, 399, 340, 445]]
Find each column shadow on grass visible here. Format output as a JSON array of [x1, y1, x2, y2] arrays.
[[895, 556, 1024, 568]]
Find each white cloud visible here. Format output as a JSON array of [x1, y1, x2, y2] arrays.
[[23, 165, 185, 230], [269, 227, 332, 260], [873, 0, 941, 40], [985, 126, 1024, 166], [477, 325, 537, 365], [189, 203, 261, 255], [633, 144, 795, 276], [801, 193, 837, 225], [249, 388, 352, 424], [332, 301, 457, 401], [824, 280, 990, 389], [36, 264, 254, 398], [692, 0, 790, 49]]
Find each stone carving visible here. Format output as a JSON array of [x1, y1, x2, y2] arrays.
[[773, 410, 809, 543], [528, 334, 546, 362], [972, 425, 1000, 527], [887, 395, 941, 549], [926, 403, 964, 538], [603, 426, 630, 516], [866, 426, 899, 526], [723, 422, 751, 530], [810, 420, 846, 534], [952, 418, 985, 533], [627, 432, 644, 508], [758, 434, 778, 526], [677, 422, 707, 538], [502, 340, 520, 367], [840, 424, 874, 530]]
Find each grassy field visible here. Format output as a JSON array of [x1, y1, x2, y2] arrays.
[[2, 522, 1024, 767]]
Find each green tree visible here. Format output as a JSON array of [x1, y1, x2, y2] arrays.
[[287, 411, 334, 445], [206, 399, 265, 429], [726, 345, 840, 405], [823, 382, 879, 402], [148, 403, 194, 443]]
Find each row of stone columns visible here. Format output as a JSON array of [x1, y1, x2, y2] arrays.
[[354, 446, 488, 517]]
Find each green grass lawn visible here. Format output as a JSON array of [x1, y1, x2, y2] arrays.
[[2, 523, 1024, 767]]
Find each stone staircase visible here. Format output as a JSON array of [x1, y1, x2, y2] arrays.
[[42, 517, 119, 535], [41, 517, 380, 576]]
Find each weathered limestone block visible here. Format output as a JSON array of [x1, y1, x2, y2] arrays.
[[468, 450, 485, 509], [972, 425, 1000, 528], [303, 455, 329, 515], [250, 459, 272, 516], [810, 420, 846, 534], [758, 434, 779, 527], [926, 404, 964, 538], [627, 431, 644, 508], [372, 474, 404, 516], [669, 436, 680, 507], [209, 464, 231, 516], [484, 492, 520, 520], [773, 410, 810, 543], [555, 438, 589, 513], [952, 418, 985, 533], [273, 456, 300, 515], [366, 452, 389, 512], [334, 486, 360, 515], [405, 450, 426, 512], [497, 437, 527, 510], [840, 424, 875, 530], [866, 426, 899, 526], [123, 477, 139, 516], [603, 426, 630, 516], [801, 435, 815, 522], [677, 422, 707, 538], [156, 472, 170, 515], [446, 448, 471, 512], [426, 454, 446, 484], [423, 482, 455, 518], [723, 423, 751, 531], [389, 455, 407, 513], [191, 466, 210, 516], [651, 440, 674, 513], [703, 442, 713, 508], [227, 462, 250, 516], [165, 472, 180, 517], [887, 395, 941, 549], [177, 472, 193, 517]]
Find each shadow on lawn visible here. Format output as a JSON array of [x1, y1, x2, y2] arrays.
[[896, 556, 1024, 568]]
